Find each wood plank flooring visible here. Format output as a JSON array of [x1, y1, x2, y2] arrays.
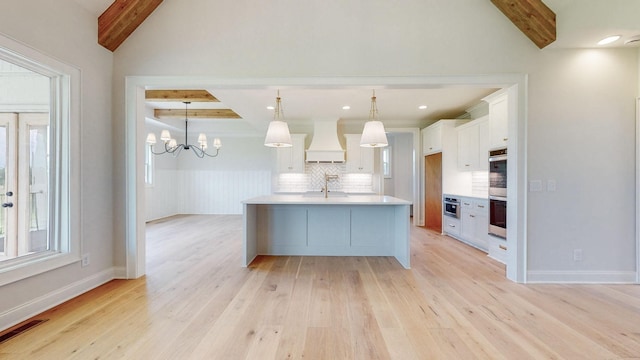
[[1, 214, 640, 359]]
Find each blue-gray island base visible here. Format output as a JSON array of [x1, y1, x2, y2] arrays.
[[242, 195, 412, 269]]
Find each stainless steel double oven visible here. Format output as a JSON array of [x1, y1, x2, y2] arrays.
[[488, 148, 507, 238]]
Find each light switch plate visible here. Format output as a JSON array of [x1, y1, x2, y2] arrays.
[[547, 179, 556, 192], [529, 180, 543, 192]]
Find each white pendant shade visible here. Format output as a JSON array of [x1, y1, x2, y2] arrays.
[[168, 138, 177, 149], [146, 132, 157, 144], [360, 120, 388, 148], [197, 133, 207, 144], [213, 138, 222, 149], [264, 120, 292, 147], [160, 130, 171, 142]]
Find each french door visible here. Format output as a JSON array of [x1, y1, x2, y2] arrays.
[[0, 112, 49, 261]]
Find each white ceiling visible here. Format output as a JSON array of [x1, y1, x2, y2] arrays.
[[73, 0, 640, 135]]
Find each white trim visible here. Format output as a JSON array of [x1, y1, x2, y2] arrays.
[[527, 271, 637, 284], [636, 96, 640, 284], [125, 75, 528, 282], [0, 267, 115, 331], [0, 32, 82, 286], [386, 127, 421, 226]]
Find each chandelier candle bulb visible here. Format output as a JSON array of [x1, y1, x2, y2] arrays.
[[146, 133, 157, 145], [160, 129, 171, 142]]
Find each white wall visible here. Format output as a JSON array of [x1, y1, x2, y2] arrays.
[[145, 135, 272, 219], [384, 133, 413, 202], [0, 0, 114, 327], [110, 0, 639, 282]]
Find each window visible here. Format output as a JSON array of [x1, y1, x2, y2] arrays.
[[145, 143, 154, 186], [382, 146, 392, 178], [0, 34, 80, 286]]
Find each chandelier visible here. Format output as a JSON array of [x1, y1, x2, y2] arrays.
[[360, 90, 388, 148], [146, 101, 222, 158], [264, 90, 292, 147]]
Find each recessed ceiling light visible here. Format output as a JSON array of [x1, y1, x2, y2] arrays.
[[266, 106, 275, 110], [418, 105, 428, 110], [342, 105, 351, 110], [597, 35, 621, 46]]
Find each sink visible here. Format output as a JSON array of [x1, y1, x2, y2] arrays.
[[303, 191, 348, 197]]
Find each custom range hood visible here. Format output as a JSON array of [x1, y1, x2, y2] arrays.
[[305, 118, 345, 163]]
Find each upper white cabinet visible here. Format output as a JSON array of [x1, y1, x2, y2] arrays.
[[456, 116, 489, 171], [344, 134, 374, 173], [277, 134, 306, 173], [486, 91, 508, 149], [422, 122, 443, 155]]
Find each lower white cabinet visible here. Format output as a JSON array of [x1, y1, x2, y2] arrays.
[[487, 235, 507, 264], [443, 216, 461, 237], [444, 196, 489, 252]]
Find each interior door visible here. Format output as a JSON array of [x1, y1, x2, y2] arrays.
[[424, 153, 442, 232]]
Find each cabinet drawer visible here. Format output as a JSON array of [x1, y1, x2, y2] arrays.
[[487, 235, 507, 264], [461, 199, 473, 209], [443, 217, 461, 237], [473, 199, 488, 214]]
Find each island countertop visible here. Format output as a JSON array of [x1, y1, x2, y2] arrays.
[[242, 194, 412, 205]]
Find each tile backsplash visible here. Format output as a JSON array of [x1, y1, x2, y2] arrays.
[[275, 163, 374, 193]]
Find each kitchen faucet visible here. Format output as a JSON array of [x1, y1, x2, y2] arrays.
[[322, 173, 339, 198]]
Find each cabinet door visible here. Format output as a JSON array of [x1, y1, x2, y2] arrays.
[[277, 134, 306, 173], [345, 134, 373, 173], [489, 94, 508, 149], [460, 207, 475, 241], [477, 118, 490, 171], [473, 211, 489, 250], [422, 123, 442, 155], [457, 124, 479, 171]]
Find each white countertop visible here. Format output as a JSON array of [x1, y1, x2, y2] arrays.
[[242, 194, 412, 205]]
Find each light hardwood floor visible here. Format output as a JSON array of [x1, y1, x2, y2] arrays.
[[2, 214, 640, 359]]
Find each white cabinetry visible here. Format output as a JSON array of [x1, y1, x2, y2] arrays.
[[461, 198, 489, 251], [443, 216, 461, 238], [487, 235, 507, 264], [457, 116, 489, 171], [277, 134, 306, 173], [445, 196, 488, 252], [422, 122, 443, 155], [485, 91, 508, 149], [344, 134, 373, 173]]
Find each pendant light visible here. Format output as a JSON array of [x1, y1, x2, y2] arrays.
[[264, 90, 292, 147], [360, 90, 388, 148]]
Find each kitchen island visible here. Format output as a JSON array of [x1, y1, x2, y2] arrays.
[[242, 194, 412, 269]]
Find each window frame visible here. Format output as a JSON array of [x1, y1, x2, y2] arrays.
[[382, 146, 392, 179], [0, 34, 81, 286]]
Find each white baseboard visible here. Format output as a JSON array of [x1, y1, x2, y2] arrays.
[[113, 266, 127, 279], [527, 270, 638, 284], [0, 267, 116, 331]]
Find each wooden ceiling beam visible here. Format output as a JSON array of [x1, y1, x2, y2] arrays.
[[145, 90, 219, 102], [154, 109, 242, 119], [98, 0, 163, 52], [491, 0, 556, 49]]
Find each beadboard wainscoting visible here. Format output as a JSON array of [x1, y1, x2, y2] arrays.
[[146, 170, 272, 221], [146, 169, 180, 222]]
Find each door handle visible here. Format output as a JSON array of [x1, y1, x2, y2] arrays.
[[2, 202, 13, 208]]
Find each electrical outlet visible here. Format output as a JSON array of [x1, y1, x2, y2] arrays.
[[573, 249, 583, 262], [81, 253, 90, 267]]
